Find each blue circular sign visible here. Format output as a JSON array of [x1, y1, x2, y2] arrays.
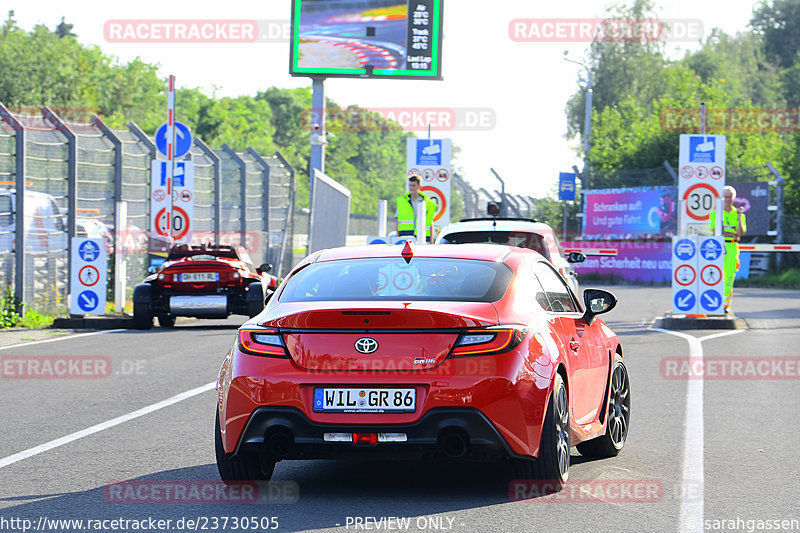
[[78, 240, 101, 262], [367, 237, 389, 244], [700, 238, 723, 261], [675, 239, 696, 261], [77, 290, 100, 312], [155, 122, 193, 159], [700, 289, 723, 312], [674, 289, 696, 312]]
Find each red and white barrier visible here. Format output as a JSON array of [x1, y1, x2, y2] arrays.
[[564, 248, 619, 256], [737, 244, 800, 252]]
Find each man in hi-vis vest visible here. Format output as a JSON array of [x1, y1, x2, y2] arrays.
[[396, 175, 436, 243], [709, 185, 746, 312]]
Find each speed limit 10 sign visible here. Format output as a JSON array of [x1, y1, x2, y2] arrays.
[[678, 134, 725, 223]]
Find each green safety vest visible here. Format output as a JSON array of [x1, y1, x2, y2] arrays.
[[396, 192, 435, 236]]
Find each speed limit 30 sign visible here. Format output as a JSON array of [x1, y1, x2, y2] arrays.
[[678, 134, 725, 223]]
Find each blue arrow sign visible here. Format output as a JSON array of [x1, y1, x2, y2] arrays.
[[78, 240, 101, 262], [700, 238, 723, 261], [700, 289, 722, 312], [674, 289, 696, 312], [675, 239, 696, 261], [155, 122, 193, 159], [77, 290, 100, 312]]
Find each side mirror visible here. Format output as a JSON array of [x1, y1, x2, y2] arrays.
[[258, 263, 272, 274], [582, 288, 617, 325], [566, 251, 586, 263]]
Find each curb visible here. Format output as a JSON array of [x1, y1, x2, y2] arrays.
[[653, 314, 746, 330], [52, 317, 136, 330]]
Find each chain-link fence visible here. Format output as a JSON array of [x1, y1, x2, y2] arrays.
[[0, 103, 295, 315]]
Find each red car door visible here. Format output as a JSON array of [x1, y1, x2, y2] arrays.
[[533, 261, 608, 424]]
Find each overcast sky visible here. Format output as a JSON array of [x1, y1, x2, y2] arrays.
[[11, 0, 758, 198]]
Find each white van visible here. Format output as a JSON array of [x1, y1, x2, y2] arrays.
[[0, 189, 68, 254]]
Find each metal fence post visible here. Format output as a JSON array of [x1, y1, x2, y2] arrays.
[[0, 104, 26, 311], [194, 138, 221, 244], [92, 116, 124, 311], [222, 144, 247, 246], [767, 162, 785, 273], [246, 147, 272, 263], [274, 151, 295, 276], [42, 107, 77, 300]]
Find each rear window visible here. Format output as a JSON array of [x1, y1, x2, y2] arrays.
[[439, 230, 550, 259], [279, 257, 512, 303]]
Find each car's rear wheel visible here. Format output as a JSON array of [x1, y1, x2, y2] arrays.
[[577, 354, 630, 457], [133, 303, 153, 330], [157, 314, 175, 328], [215, 410, 276, 483], [514, 372, 570, 492]]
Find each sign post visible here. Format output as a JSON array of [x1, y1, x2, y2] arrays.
[[406, 138, 451, 235], [559, 172, 576, 240], [70, 238, 107, 315], [673, 133, 726, 315]]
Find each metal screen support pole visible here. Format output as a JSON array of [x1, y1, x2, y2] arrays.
[[247, 147, 272, 264], [93, 116, 124, 311], [193, 137, 221, 244], [309, 77, 326, 203], [43, 107, 77, 301], [222, 144, 247, 246], [377, 200, 387, 237], [0, 104, 26, 311]]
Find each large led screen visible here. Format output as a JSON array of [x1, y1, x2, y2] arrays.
[[290, 0, 443, 79]]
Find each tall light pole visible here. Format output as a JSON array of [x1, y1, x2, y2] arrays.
[[563, 51, 592, 173]]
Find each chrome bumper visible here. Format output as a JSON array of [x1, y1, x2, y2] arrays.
[[169, 295, 228, 318]]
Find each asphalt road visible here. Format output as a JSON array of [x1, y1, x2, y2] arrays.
[[0, 286, 798, 533]]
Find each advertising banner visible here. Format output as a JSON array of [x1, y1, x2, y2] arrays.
[[582, 186, 677, 240]]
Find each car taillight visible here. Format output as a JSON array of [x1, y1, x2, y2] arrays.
[[451, 327, 527, 357], [238, 328, 288, 358]]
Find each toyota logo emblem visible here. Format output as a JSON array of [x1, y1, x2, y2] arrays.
[[354, 337, 379, 354]]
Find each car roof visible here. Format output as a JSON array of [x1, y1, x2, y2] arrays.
[[313, 243, 539, 263], [440, 219, 556, 234]]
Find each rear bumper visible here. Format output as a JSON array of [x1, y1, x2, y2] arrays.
[[231, 406, 522, 461]]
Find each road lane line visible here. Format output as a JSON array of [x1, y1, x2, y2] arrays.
[[0, 329, 127, 352], [0, 381, 215, 470], [654, 328, 743, 533]]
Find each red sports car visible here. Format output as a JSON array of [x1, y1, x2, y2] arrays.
[[215, 243, 629, 490], [133, 244, 277, 329]]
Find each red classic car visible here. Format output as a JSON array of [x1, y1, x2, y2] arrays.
[[215, 243, 629, 491], [132, 244, 277, 329]]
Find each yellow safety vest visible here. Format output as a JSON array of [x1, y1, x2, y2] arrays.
[[396, 192, 436, 236], [709, 209, 746, 243]]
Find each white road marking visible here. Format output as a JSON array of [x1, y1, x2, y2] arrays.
[[653, 328, 744, 533], [0, 382, 215, 470], [0, 329, 127, 352]]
